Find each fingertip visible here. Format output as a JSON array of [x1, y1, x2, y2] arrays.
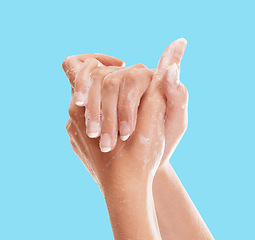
[[172, 38, 187, 59], [157, 38, 187, 72], [119, 121, 130, 141], [177, 37, 187, 46], [74, 91, 86, 106], [75, 101, 85, 106], [120, 134, 130, 141], [100, 133, 112, 152], [87, 132, 100, 138], [86, 120, 101, 138], [100, 147, 112, 153]]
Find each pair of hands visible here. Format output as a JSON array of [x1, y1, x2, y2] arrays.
[[63, 38, 188, 193]]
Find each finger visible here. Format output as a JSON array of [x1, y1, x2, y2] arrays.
[[74, 58, 103, 106], [85, 66, 119, 138], [156, 38, 187, 76], [62, 54, 126, 87], [69, 88, 86, 124], [99, 72, 122, 152], [117, 68, 153, 141], [163, 63, 189, 155], [164, 64, 188, 109], [77, 53, 126, 67], [131, 82, 167, 164], [62, 56, 81, 88], [128, 61, 167, 158]]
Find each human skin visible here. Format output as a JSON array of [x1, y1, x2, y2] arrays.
[[62, 40, 214, 239], [65, 65, 165, 239]]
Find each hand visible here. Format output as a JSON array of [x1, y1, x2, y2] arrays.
[[65, 66, 163, 189], [72, 59, 154, 151], [63, 38, 189, 187], [62, 41, 214, 240], [64, 58, 166, 240], [63, 54, 153, 150]]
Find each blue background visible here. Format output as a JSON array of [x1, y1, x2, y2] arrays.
[[1, 0, 254, 239]]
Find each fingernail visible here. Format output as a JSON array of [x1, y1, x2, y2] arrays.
[[120, 135, 129, 141], [86, 121, 100, 138], [119, 121, 130, 141], [167, 63, 179, 84], [74, 91, 86, 106], [100, 133, 112, 152], [172, 38, 187, 59]]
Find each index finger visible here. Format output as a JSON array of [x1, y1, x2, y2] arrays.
[[62, 53, 126, 87]]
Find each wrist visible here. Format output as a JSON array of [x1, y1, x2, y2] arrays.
[[103, 175, 161, 240], [153, 162, 173, 192], [102, 172, 153, 199], [100, 163, 155, 197]]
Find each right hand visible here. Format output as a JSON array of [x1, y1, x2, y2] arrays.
[[64, 63, 165, 192]]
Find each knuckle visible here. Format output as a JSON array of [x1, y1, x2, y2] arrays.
[[68, 105, 77, 119], [132, 63, 148, 69], [85, 57, 95, 64], [85, 108, 99, 122], [136, 63, 148, 68], [91, 67, 107, 81], [85, 57, 101, 67], [126, 68, 136, 78], [91, 66, 102, 75], [118, 102, 134, 113], [103, 115, 114, 123], [101, 109, 116, 124], [128, 68, 152, 84], [125, 70, 140, 85], [62, 56, 74, 70], [101, 108, 113, 120], [129, 74, 139, 85], [103, 76, 119, 91]]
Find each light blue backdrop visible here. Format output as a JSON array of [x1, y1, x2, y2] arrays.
[[1, 0, 254, 239]]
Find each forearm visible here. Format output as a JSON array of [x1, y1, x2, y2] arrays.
[[153, 163, 214, 240], [103, 175, 162, 240]]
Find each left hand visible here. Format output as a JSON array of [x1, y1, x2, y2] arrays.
[[63, 38, 189, 177]]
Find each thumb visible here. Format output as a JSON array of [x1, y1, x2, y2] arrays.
[[162, 63, 189, 157], [156, 38, 187, 74], [147, 38, 187, 98], [130, 38, 187, 154], [135, 38, 188, 127]]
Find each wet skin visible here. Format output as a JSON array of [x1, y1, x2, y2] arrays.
[[62, 38, 214, 240]]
